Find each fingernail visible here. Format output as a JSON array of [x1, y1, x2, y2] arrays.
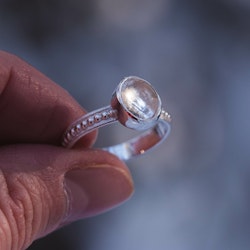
[[63, 165, 133, 223]]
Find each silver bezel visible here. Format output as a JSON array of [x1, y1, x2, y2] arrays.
[[114, 76, 162, 130]]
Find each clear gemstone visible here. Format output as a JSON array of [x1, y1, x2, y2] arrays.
[[120, 77, 160, 120]]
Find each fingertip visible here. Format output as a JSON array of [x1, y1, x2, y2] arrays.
[[64, 165, 134, 222], [63, 150, 134, 222]]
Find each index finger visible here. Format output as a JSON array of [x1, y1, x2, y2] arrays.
[[0, 51, 96, 147]]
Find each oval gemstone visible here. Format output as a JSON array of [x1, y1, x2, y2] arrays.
[[120, 77, 160, 120]]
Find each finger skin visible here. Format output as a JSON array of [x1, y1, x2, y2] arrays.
[[0, 51, 96, 147], [0, 145, 133, 250]]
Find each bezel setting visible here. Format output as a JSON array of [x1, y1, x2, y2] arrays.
[[111, 76, 162, 130]]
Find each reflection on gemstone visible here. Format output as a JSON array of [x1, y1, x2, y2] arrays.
[[120, 77, 160, 120]]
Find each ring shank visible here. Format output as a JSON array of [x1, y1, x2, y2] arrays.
[[62, 105, 171, 160], [103, 119, 170, 160]]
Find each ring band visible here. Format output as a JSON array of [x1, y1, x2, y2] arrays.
[[61, 76, 171, 160]]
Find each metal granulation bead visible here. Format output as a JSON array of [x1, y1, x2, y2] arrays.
[[81, 121, 87, 128], [160, 110, 172, 122]]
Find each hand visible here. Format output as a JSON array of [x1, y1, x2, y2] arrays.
[[0, 51, 133, 250]]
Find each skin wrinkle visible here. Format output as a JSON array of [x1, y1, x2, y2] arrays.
[[0, 171, 17, 250], [0, 210, 9, 250], [6, 172, 63, 249], [4, 175, 28, 250], [16, 176, 42, 248], [22, 160, 68, 239], [16, 164, 63, 241], [12, 194, 28, 249], [15, 177, 36, 249], [44, 181, 66, 237], [0, 173, 12, 250], [30, 178, 45, 241], [35, 177, 53, 238]]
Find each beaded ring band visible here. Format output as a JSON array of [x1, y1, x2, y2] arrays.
[[61, 76, 171, 160]]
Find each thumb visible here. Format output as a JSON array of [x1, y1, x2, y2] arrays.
[[0, 145, 133, 250]]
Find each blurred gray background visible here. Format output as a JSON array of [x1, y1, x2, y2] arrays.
[[1, 0, 250, 249]]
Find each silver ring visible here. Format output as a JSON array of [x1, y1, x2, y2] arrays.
[[61, 76, 171, 160]]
